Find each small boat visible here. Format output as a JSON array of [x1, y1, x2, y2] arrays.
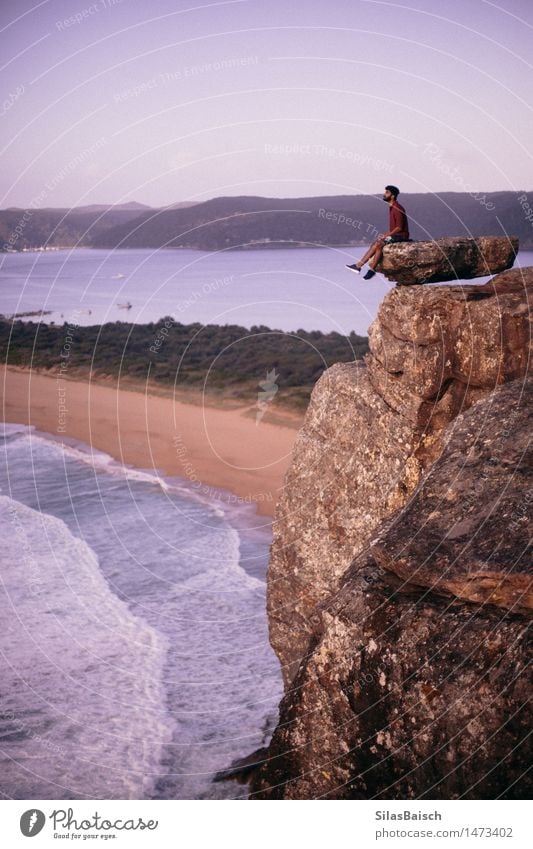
[[117, 301, 132, 310], [112, 273, 126, 279]]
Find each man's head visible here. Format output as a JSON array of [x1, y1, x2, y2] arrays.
[[383, 185, 400, 202]]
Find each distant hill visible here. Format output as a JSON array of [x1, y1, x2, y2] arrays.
[[0, 206, 154, 251], [71, 202, 153, 212], [2, 192, 531, 251], [161, 201, 201, 210]]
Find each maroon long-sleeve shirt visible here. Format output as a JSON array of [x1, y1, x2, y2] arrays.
[[389, 201, 409, 238]]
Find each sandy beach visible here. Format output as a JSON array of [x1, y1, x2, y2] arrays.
[[1, 365, 305, 518]]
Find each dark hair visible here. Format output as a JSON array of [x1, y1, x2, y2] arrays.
[[385, 185, 400, 198]]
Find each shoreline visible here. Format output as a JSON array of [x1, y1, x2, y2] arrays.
[[1, 242, 376, 255], [1, 365, 305, 519], [5, 243, 533, 254]]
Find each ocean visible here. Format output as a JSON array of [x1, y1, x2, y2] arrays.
[[0, 422, 280, 800]]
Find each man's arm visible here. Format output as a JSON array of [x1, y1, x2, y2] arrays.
[[382, 224, 403, 237], [391, 205, 407, 234], [378, 223, 402, 239], [378, 204, 403, 239]]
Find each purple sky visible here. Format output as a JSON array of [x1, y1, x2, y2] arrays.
[[2, 0, 532, 208]]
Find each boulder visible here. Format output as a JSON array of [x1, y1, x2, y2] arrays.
[[377, 235, 518, 285]]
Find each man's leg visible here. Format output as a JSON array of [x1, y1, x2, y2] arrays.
[[368, 239, 385, 270], [354, 238, 384, 269]]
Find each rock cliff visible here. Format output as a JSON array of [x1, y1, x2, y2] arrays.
[[268, 267, 532, 691], [252, 265, 532, 799], [251, 377, 532, 799]]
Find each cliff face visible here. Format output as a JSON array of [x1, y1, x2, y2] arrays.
[[252, 375, 532, 800], [268, 268, 532, 690]]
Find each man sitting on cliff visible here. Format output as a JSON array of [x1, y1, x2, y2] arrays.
[[346, 185, 410, 279]]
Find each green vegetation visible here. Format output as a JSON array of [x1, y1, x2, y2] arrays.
[[0, 317, 369, 410]]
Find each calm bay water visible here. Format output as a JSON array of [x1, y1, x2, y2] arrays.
[[0, 245, 411, 337], [0, 246, 530, 337]]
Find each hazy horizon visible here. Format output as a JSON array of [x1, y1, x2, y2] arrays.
[[4, 186, 533, 213], [2, 0, 532, 209]]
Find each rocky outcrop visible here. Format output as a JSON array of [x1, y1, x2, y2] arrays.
[[251, 377, 532, 799], [377, 236, 518, 285], [268, 267, 532, 691]]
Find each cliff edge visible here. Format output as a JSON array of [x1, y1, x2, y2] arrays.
[[252, 265, 532, 799]]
